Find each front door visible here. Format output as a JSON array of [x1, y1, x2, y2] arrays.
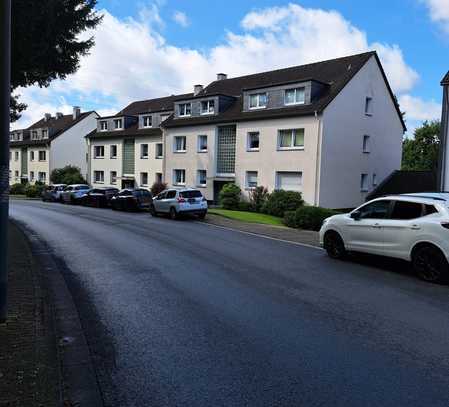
[[122, 179, 135, 189]]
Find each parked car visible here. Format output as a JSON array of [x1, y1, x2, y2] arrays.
[[41, 184, 67, 202], [151, 188, 208, 219], [80, 187, 119, 208], [60, 184, 91, 204], [110, 189, 153, 211], [320, 193, 449, 283]]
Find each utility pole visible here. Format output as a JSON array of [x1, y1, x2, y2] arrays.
[[0, 0, 11, 323]]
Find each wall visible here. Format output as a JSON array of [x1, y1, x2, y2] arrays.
[[9, 147, 22, 184], [90, 138, 123, 187], [134, 135, 163, 188], [28, 146, 50, 184], [319, 56, 404, 209]]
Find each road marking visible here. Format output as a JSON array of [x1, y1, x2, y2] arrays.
[[195, 221, 324, 251]]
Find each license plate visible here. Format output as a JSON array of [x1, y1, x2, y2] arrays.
[[188, 198, 196, 204]]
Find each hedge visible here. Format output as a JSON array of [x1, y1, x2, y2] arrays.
[[10, 183, 26, 195], [284, 206, 338, 231], [262, 190, 304, 217]]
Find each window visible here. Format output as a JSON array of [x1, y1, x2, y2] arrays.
[[174, 169, 186, 185], [174, 136, 186, 152], [197, 170, 207, 187], [390, 201, 423, 220], [179, 103, 191, 117], [246, 171, 258, 189], [38, 172, 46, 183], [365, 97, 373, 115], [113, 119, 123, 130], [357, 200, 391, 219], [166, 190, 176, 199], [155, 143, 163, 158], [424, 204, 438, 216], [372, 173, 377, 187], [247, 132, 260, 151], [363, 135, 370, 153], [140, 172, 148, 186], [100, 121, 108, 131], [110, 145, 117, 159], [31, 131, 38, 139], [278, 129, 304, 150], [142, 115, 152, 128], [94, 146, 105, 158], [94, 170, 104, 183], [30, 171, 34, 181], [201, 100, 215, 115], [249, 93, 267, 109], [155, 172, 163, 183], [360, 173, 369, 192], [110, 171, 117, 184], [276, 172, 302, 192], [198, 135, 207, 152], [30, 151, 35, 161], [285, 87, 305, 105], [14, 151, 19, 161], [42, 129, 48, 138], [140, 144, 149, 159], [38, 151, 46, 161], [14, 170, 19, 178]]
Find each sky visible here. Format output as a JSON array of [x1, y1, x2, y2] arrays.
[[11, 0, 449, 135]]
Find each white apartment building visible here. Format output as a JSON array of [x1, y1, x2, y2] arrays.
[[439, 71, 449, 191], [162, 52, 405, 208], [9, 107, 98, 185]]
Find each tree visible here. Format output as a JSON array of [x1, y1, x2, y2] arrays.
[[402, 121, 441, 172], [10, 0, 102, 121], [50, 166, 86, 185]]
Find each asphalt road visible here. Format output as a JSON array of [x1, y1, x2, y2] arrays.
[[9, 200, 449, 407]]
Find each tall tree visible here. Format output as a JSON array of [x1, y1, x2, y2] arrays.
[[10, 0, 102, 121], [402, 121, 441, 171]]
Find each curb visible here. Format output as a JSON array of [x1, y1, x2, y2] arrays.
[[11, 219, 104, 406]]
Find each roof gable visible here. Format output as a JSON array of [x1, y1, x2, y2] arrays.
[[442, 71, 449, 85]]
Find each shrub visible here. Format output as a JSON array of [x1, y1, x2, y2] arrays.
[[24, 183, 46, 198], [151, 181, 167, 196], [248, 186, 269, 212], [219, 183, 241, 210], [262, 190, 304, 217], [50, 165, 86, 185], [284, 206, 338, 231], [238, 201, 252, 212], [10, 183, 26, 195]]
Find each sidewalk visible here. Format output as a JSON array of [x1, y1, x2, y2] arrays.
[[0, 221, 60, 406]]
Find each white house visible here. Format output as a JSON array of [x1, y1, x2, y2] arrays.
[[439, 71, 449, 191]]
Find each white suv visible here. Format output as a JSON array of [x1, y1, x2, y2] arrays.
[[151, 188, 208, 219], [319, 193, 449, 283]]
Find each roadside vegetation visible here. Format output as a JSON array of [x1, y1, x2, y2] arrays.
[[10, 182, 45, 198], [50, 166, 86, 185]]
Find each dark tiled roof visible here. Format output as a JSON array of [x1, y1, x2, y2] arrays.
[[118, 93, 193, 116], [442, 71, 449, 85], [164, 51, 406, 131], [86, 125, 162, 139]]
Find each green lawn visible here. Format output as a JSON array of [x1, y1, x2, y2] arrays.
[[208, 208, 284, 226]]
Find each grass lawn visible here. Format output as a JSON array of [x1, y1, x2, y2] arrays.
[[208, 208, 284, 226]]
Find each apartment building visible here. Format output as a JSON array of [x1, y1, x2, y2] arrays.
[[438, 71, 449, 191], [9, 107, 98, 185], [162, 52, 405, 208], [86, 94, 191, 189]]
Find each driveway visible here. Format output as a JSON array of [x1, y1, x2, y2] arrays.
[[9, 200, 449, 407]]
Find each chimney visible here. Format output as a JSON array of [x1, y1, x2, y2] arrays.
[[44, 113, 51, 122], [56, 112, 63, 119], [73, 106, 81, 120], [193, 84, 203, 96], [216, 73, 227, 81]]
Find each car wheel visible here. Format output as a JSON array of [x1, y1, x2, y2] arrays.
[[169, 207, 178, 220], [150, 205, 157, 217], [323, 231, 347, 259], [198, 211, 207, 220], [412, 244, 449, 284]]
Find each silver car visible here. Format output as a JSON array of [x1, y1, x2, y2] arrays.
[[151, 188, 208, 219], [42, 184, 67, 202], [60, 184, 91, 204]]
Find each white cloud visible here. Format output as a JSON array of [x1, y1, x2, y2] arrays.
[[12, 3, 426, 130], [172, 11, 190, 27], [399, 94, 441, 121], [422, 0, 449, 32]]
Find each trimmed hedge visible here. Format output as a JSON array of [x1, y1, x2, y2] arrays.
[[24, 183, 46, 198], [262, 190, 304, 218], [284, 206, 338, 231], [10, 183, 26, 195], [219, 183, 241, 210]]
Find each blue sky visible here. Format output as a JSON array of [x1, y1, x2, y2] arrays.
[[13, 0, 449, 134]]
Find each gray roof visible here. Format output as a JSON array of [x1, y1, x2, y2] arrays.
[[442, 71, 449, 85]]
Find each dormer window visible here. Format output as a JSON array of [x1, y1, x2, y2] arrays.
[[201, 100, 215, 115], [114, 119, 123, 130], [249, 93, 267, 109], [31, 131, 38, 140], [285, 87, 305, 105], [100, 121, 108, 131], [42, 129, 48, 139], [179, 103, 191, 117], [142, 115, 152, 128]]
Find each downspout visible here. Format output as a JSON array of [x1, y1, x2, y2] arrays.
[[313, 110, 323, 206]]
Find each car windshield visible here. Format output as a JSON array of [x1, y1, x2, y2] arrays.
[[180, 191, 202, 199]]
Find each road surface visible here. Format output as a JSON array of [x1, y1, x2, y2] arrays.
[[9, 200, 449, 407]]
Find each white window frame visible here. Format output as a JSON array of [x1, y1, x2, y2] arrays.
[[363, 135, 370, 153], [142, 115, 152, 128], [38, 150, 46, 161], [174, 136, 187, 153], [30, 151, 35, 161], [246, 171, 258, 189], [100, 121, 108, 131], [140, 172, 148, 186], [284, 87, 305, 105], [173, 169, 186, 186], [14, 151, 19, 161], [275, 171, 303, 192], [113, 118, 123, 130], [197, 135, 208, 152], [201, 100, 215, 115], [94, 170, 104, 183], [31, 131, 38, 140], [38, 172, 46, 183], [110, 145, 117, 159], [361, 173, 369, 192], [41, 129, 48, 139], [197, 170, 207, 187], [249, 93, 267, 109], [94, 145, 105, 159], [179, 103, 191, 117], [365, 97, 373, 116], [277, 129, 305, 150], [247, 132, 260, 151], [372, 173, 378, 187], [155, 143, 163, 159], [140, 144, 149, 159], [110, 171, 117, 185], [155, 172, 163, 183]]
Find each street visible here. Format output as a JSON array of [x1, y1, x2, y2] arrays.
[[9, 199, 449, 407]]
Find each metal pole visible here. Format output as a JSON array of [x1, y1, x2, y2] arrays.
[[0, 0, 11, 323]]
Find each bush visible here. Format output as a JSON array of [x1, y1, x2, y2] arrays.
[[262, 190, 304, 217], [284, 206, 338, 231], [24, 183, 46, 198], [237, 201, 252, 211], [248, 186, 269, 212], [50, 165, 86, 185], [219, 183, 241, 210], [151, 181, 167, 196], [10, 183, 26, 195]]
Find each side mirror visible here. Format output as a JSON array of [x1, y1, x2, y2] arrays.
[[350, 210, 361, 220]]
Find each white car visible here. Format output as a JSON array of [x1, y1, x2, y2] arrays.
[[151, 188, 208, 219], [319, 193, 449, 283]]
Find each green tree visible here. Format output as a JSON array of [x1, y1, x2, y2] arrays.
[[10, 0, 102, 121], [402, 121, 441, 171], [50, 166, 86, 185]]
